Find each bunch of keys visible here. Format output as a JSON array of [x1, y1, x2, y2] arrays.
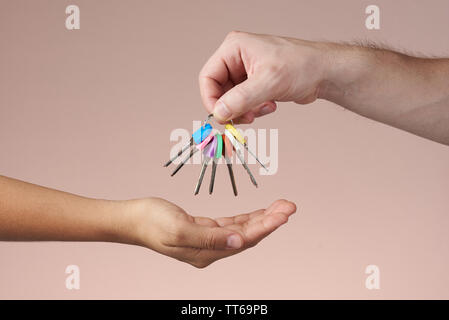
[[164, 114, 267, 196]]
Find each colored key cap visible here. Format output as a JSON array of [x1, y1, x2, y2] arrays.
[[164, 123, 212, 167], [225, 124, 268, 171], [171, 131, 214, 177]]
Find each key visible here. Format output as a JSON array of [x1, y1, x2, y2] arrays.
[[224, 129, 258, 188], [209, 133, 223, 194], [225, 124, 268, 171], [164, 123, 212, 167], [194, 135, 218, 195], [171, 132, 214, 176], [222, 133, 238, 196]]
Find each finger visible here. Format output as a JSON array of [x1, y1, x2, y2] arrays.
[[200, 79, 235, 114], [199, 41, 246, 114], [232, 111, 256, 124], [184, 200, 296, 266], [241, 199, 297, 245], [242, 201, 293, 226], [264, 198, 297, 217], [254, 101, 277, 118], [232, 101, 277, 124], [180, 200, 297, 267], [199, 75, 224, 114], [215, 209, 264, 227], [193, 216, 219, 228], [222, 79, 235, 94], [177, 222, 244, 250], [212, 76, 277, 122], [215, 199, 296, 229]]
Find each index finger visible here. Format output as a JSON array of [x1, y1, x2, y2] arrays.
[[199, 39, 247, 113]]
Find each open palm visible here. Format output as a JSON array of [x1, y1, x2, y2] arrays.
[[131, 197, 296, 268]]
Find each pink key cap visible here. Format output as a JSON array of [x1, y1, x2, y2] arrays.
[[196, 132, 214, 150]]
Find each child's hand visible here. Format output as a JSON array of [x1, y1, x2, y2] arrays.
[[0, 176, 296, 268], [124, 197, 296, 268]]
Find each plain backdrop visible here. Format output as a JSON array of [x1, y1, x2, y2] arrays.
[[0, 0, 449, 299]]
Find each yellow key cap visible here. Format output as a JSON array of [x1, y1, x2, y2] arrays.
[[225, 124, 245, 144], [224, 124, 268, 171]]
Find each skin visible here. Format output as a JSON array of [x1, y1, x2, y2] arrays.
[[0, 175, 296, 268], [199, 31, 449, 145]]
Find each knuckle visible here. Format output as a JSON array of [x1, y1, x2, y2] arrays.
[[201, 232, 217, 250], [226, 30, 241, 40], [224, 30, 248, 46], [262, 63, 289, 94], [243, 112, 255, 123]]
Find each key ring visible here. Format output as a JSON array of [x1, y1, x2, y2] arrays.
[[202, 113, 214, 126], [203, 113, 234, 127]]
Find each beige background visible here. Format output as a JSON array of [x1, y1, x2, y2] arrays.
[[1, 0, 449, 299]]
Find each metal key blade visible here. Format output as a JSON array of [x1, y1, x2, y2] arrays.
[[171, 147, 198, 176], [222, 134, 237, 196], [241, 159, 258, 187], [244, 143, 268, 171], [225, 158, 238, 196], [194, 157, 211, 195], [209, 159, 217, 194], [164, 138, 193, 167], [196, 135, 218, 195], [224, 129, 258, 188], [235, 150, 258, 187], [165, 122, 213, 167]]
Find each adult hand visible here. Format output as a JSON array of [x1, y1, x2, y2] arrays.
[[199, 31, 329, 124], [126, 197, 297, 268], [199, 31, 449, 145]]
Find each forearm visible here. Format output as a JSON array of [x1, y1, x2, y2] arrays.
[[0, 175, 131, 243], [319, 44, 449, 145]]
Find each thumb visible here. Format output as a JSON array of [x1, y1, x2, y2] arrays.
[[180, 223, 244, 250], [213, 76, 275, 122]]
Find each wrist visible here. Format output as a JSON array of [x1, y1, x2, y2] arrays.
[[116, 197, 161, 249], [317, 43, 375, 101], [96, 199, 142, 246]]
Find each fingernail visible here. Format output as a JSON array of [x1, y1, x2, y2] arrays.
[[214, 101, 231, 121], [226, 234, 242, 249], [258, 104, 274, 116]]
